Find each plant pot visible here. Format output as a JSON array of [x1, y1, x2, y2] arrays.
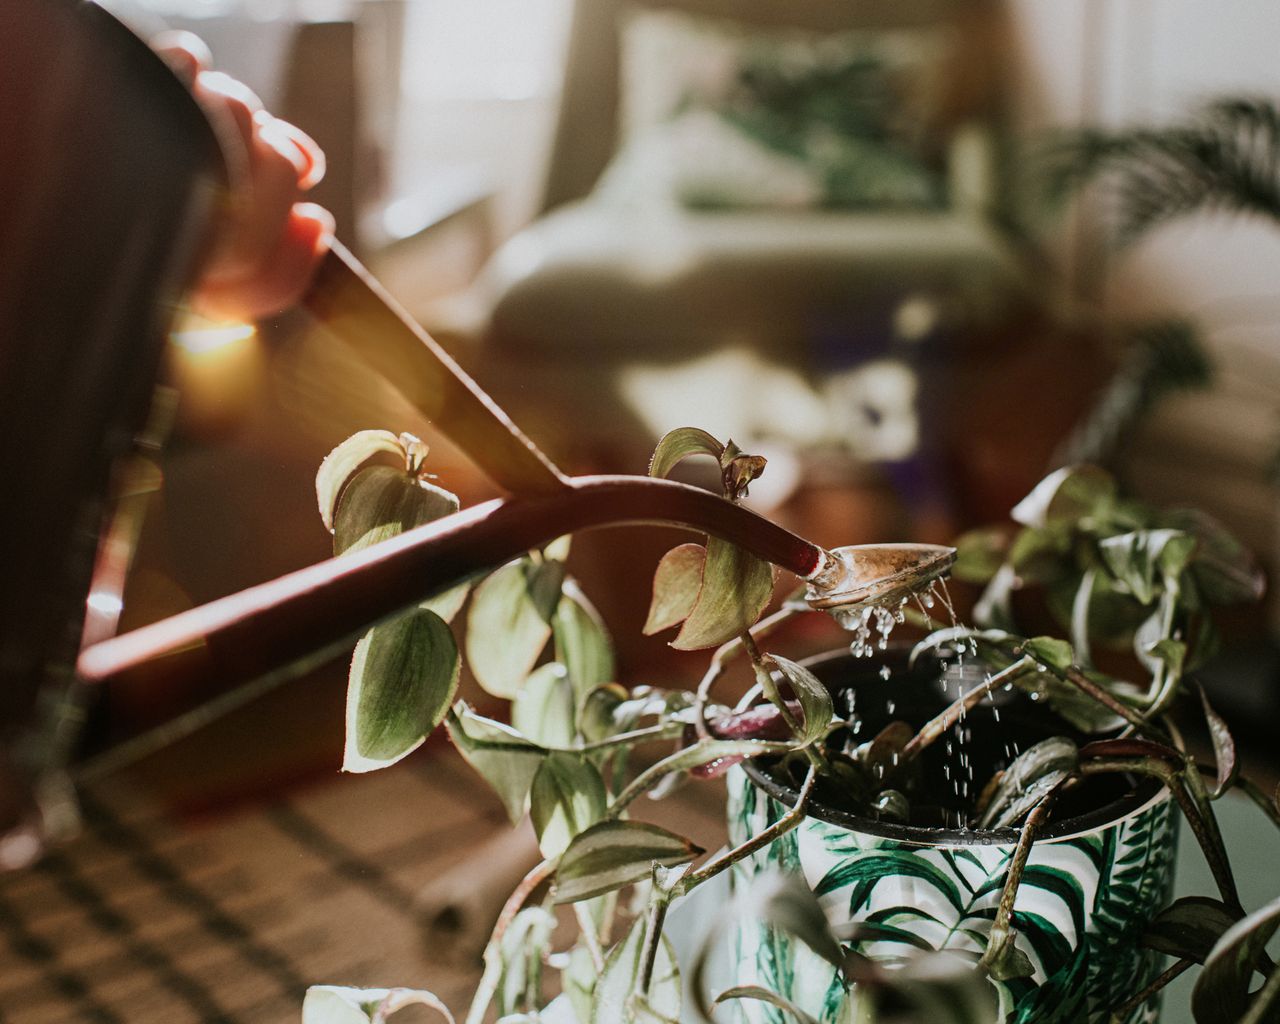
[[726, 649, 1178, 1024]]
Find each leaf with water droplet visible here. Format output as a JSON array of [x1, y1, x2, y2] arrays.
[[873, 789, 910, 822], [853, 721, 913, 781], [1021, 636, 1075, 672]]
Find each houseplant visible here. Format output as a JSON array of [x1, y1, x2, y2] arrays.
[[302, 428, 1278, 1024]]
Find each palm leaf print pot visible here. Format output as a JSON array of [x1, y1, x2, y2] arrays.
[[726, 653, 1178, 1024]]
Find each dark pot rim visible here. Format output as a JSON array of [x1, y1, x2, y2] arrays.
[[741, 649, 1166, 848]]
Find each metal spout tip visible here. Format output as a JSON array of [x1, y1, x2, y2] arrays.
[[805, 543, 956, 613]]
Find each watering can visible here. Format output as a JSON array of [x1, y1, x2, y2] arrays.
[[0, 0, 954, 797]]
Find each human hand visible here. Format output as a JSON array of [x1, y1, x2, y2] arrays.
[[156, 32, 334, 322]]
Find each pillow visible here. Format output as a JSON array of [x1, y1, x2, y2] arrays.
[[601, 8, 953, 211]]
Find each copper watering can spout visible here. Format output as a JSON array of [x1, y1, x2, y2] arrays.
[[77, 240, 956, 699]]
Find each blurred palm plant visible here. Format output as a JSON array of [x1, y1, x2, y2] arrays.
[[1041, 96, 1280, 246], [1029, 98, 1280, 469]]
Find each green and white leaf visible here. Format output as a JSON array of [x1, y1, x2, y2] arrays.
[[714, 985, 822, 1024], [530, 752, 607, 858], [1144, 896, 1242, 965], [316, 429, 405, 532], [976, 737, 1078, 829], [1011, 465, 1116, 528], [742, 872, 843, 971], [447, 706, 547, 824], [649, 427, 725, 480], [672, 537, 773, 651], [767, 655, 834, 746], [343, 609, 459, 773], [302, 985, 454, 1024], [1192, 894, 1280, 1024], [1098, 529, 1195, 604], [554, 820, 702, 904], [332, 465, 459, 557], [466, 558, 563, 699], [951, 526, 1010, 585], [554, 581, 615, 698], [1022, 636, 1076, 672], [512, 663, 577, 748], [497, 908, 557, 1018], [589, 914, 681, 1024], [1198, 685, 1238, 797]]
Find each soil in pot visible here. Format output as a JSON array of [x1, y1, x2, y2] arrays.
[[726, 648, 1177, 1024]]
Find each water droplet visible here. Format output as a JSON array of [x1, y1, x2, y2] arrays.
[[879, 664, 891, 681], [923, 593, 935, 609], [886, 700, 896, 714]]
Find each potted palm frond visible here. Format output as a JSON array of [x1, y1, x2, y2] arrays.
[[301, 429, 1277, 1024]]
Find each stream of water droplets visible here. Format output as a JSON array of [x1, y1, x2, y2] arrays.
[[832, 577, 1025, 829]]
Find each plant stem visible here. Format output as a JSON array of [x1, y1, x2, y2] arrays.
[[1053, 663, 1158, 736], [900, 659, 1032, 764], [464, 858, 556, 1024], [674, 766, 818, 898], [693, 608, 800, 741], [574, 902, 606, 973], [577, 722, 685, 754], [637, 893, 671, 997], [979, 785, 1059, 977], [606, 739, 793, 819], [1108, 957, 1193, 1023]]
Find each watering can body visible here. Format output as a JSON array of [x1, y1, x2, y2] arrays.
[[0, 0, 223, 754]]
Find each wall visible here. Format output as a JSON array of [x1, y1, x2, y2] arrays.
[[1008, 0, 1280, 585]]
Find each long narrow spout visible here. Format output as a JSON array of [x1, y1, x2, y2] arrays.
[[77, 475, 828, 694]]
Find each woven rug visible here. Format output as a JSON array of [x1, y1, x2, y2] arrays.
[[0, 752, 510, 1024]]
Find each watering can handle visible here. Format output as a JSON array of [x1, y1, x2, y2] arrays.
[[302, 239, 569, 496]]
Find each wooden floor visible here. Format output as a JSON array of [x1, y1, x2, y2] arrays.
[[0, 746, 731, 1024]]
